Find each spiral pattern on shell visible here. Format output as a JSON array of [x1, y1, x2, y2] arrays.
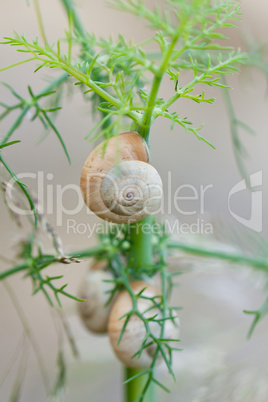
[[80, 132, 163, 224]]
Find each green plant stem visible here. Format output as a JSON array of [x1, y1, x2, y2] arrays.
[[125, 215, 155, 402], [125, 368, 153, 402], [139, 36, 178, 142], [129, 216, 153, 269], [138, 10, 234, 140], [167, 241, 268, 272]]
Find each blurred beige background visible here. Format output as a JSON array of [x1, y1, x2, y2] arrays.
[[1, 1, 268, 401]]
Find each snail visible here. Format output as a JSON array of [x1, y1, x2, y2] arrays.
[[108, 281, 179, 369], [77, 260, 117, 334], [80, 132, 163, 224]]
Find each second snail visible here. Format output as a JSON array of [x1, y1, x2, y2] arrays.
[[78, 263, 179, 370]]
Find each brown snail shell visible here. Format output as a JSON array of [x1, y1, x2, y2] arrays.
[[77, 260, 117, 334], [80, 132, 163, 224], [108, 281, 179, 369]]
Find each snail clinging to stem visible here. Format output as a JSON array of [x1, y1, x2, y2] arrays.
[[80, 132, 163, 224], [77, 260, 118, 334], [108, 281, 180, 369]]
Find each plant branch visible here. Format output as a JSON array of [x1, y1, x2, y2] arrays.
[[139, 35, 179, 141], [221, 75, 254, 188], [160, 52, 246, 112], [167, 241, 268, 272], [0, 244, 108, 281], [0, 35, 141, 126]]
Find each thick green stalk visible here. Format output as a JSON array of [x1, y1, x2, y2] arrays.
[[124, 216, 155, 402], [129, 216, 154, 269], [125, 368, 153, 402]]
